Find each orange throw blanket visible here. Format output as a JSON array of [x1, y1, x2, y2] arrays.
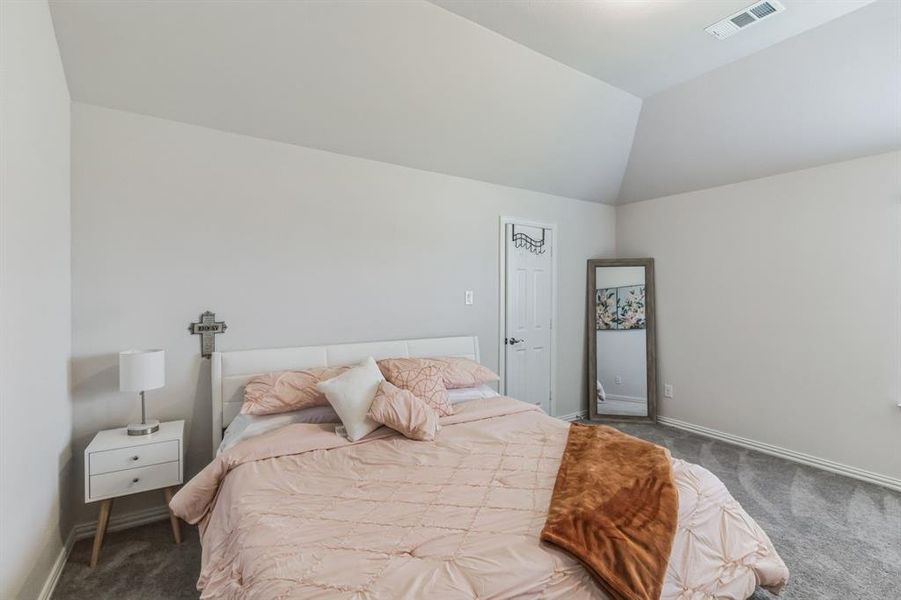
[[540, 423, 678, 600]]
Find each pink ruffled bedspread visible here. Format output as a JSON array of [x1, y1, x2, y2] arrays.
[[171, 397, 788, 599]]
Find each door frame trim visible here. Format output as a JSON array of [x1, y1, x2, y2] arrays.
[[498, 217, 558, 416]]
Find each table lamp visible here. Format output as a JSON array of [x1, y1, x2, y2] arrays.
[[119, 349, 165, 435]]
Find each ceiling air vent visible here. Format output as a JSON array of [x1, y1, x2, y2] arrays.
[[705, 1, 786, 40]]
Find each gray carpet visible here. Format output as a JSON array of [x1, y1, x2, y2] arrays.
[[53, 423, 900, 599], [54, 519, 200, 600], [614, 423, 900, 600]]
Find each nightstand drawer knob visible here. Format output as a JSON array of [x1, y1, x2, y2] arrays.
[[132, 477, 140, 483], [131, 456, 139, 461]]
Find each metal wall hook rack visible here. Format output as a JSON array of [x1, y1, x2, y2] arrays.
[[511, 225, 546, 255]]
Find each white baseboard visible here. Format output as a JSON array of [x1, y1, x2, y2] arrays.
[[600, 394, 645, 404], [37, 530, 75, 600], [556, 409, 587, 422], [39, 504, 172, 599], [72, 504, 171, 541], [657, 416, 901, 493]]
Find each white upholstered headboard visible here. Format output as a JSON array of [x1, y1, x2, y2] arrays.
[[210, 336, 480, 455]]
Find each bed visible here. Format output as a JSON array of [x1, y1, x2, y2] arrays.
[[173, 336, 788, 599]]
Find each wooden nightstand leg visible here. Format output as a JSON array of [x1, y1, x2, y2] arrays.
[[163, 486, 182, 544], [90, 499, 113, 567]]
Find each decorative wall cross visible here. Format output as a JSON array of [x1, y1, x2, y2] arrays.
[[188, 311, 227, 358]]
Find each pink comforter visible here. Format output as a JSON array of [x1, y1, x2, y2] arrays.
[[171, 398, 788, 599]]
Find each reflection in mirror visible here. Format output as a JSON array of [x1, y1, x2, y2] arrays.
[[588, 259, 656, 423], [596, 267, 646, 416]]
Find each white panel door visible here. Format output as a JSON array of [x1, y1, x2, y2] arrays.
[[505, 224, 552, 412]]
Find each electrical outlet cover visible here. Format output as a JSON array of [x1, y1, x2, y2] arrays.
[[664, 384, 673, 398]]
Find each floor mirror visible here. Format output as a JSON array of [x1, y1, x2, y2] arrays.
[[587, 258, 657, 423]]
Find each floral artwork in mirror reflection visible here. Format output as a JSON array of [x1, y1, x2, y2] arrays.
[[596, 285, 645, 331]]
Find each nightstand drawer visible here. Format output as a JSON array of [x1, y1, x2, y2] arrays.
[[90, 440, 179, 475], [89, 461, 180, 500]]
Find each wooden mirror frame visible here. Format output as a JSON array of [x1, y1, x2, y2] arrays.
[[587, 258, 657, 423]]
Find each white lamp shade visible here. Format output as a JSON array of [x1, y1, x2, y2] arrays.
[[119, 349, 165, 392]]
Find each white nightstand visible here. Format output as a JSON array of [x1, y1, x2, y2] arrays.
[[84, 420, 185, 567]]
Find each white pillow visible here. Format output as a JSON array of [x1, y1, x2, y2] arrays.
[[447, 384, 501, 404], [317, 356, 385, 441], [218, 405, 339, 455]]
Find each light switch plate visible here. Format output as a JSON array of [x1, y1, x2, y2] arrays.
[[464, 290, 473, 305], [664, 384, 673, 398]]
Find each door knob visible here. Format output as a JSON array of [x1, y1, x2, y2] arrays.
[[508, 337, 525, 345]]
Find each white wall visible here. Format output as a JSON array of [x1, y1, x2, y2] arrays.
[[616, 151, 901, 480], [596, 330, 647, 402], [0, 1, 73, 598], [70, 103, 615, 522], [594, 265, 644, 289], [618, 0, 901, 204]]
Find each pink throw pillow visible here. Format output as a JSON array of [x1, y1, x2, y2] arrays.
[[368, 381, 440, 441], [433, 356, 499, 389], [376, 358, 453, 417], [242, 366, 350, 416]]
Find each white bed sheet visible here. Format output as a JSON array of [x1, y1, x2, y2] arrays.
[[217, 406, 339, 455]]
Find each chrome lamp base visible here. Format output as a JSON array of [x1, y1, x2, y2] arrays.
[[127, 390, 159, 435], [128, 419, 160, 436]]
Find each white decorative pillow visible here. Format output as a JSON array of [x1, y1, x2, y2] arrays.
[[317, 356, 385, 441]]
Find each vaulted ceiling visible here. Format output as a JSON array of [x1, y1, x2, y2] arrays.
[[619, 0, 901, 203], [50, 0, 897, 204], [431, 0, 875, 98], [49, 0, 640, 203]]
